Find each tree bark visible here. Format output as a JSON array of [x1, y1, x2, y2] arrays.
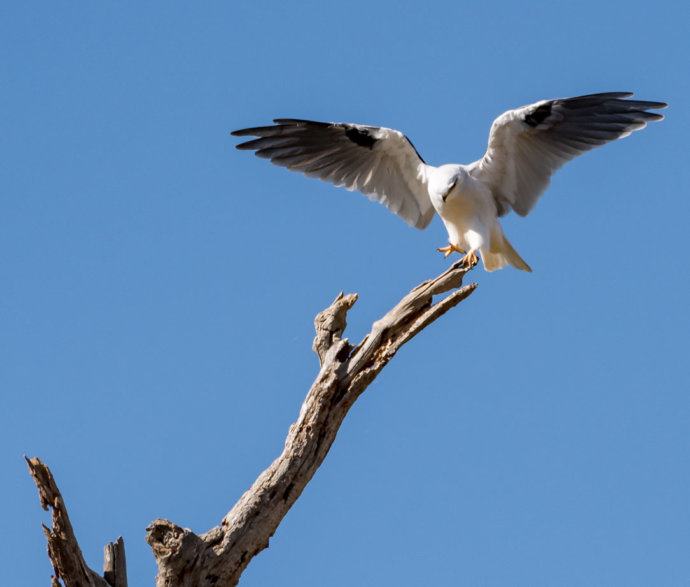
[[104, 537, 128, 587], [29, 260, 476, 586], [25, 456, 126, 587]]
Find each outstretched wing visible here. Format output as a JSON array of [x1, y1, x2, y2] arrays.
[[469, 92, 667, 217], [232, 119, 435, 230]]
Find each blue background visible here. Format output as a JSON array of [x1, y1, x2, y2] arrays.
[[2, 2, 688, 585]]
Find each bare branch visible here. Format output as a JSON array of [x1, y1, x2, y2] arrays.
[[146, 260, 476, 586], [25, 456, 114, 587]]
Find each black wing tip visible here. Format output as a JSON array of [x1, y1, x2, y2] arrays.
[[231, 126, 269, 137], [232, 119, 332, 140], [645, 111, 666, 121], [568, 92, 668, 109], [620, 96, 669, 111], [272, 118, 331, 127], [570, 91, 634, 100], [234, 141, 258, 150], [610, 93, 668, 110], [646, 101, 669, 110], [604, 92, 668, 110]]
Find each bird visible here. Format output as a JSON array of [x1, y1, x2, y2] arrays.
[[232, 92, 666, 272]]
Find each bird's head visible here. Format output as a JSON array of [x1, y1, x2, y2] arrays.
[[428, 164, 466, 202]]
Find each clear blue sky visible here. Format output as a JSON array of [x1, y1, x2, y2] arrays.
[[2, 2, 689, 585]]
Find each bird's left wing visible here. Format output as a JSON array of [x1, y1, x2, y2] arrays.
[[468, 92, 667, 217], [232, 119, 435, 230]]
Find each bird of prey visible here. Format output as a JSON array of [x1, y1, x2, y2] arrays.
[[232, 92, 666, 271]]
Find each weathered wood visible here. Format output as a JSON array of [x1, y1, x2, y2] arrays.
[[146, 260, 476, 586], [104, 537, 128, 587], [29, 261, 476, 587], [26, 456, 113, 587]]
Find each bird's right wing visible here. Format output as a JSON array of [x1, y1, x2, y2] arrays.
[[468, 92, 667, 217], [232, 119, 436, 230]]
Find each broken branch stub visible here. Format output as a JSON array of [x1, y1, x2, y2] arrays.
[[26, 456, 119, 587]]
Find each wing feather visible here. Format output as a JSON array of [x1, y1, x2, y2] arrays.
[[469, 92, 667, 217], [232, 120, 435, 229]]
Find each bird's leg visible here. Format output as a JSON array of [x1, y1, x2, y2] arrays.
[[436, 243, 466, 258], [459, 250, 479, 268]]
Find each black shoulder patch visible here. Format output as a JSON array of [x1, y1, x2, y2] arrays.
[[406, 137, 426, 163], [344, 126, 377, 149], [524, 102, 553, 127]]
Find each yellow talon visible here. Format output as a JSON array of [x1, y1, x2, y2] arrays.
[[459, 251, 479, 268], [436, 244, 466, 258]]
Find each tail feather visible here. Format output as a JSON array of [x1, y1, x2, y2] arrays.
[[482, 232, 532, 272]]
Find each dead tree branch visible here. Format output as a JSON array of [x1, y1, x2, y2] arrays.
[[25, 456, 127, 587], [146, 260, 476, 586], [29, 260, 476, 587]]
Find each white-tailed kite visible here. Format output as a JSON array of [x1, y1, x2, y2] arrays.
[[232, 92, 666, 271]]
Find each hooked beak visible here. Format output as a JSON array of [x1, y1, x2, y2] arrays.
[[441, 178, 458, 202]]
